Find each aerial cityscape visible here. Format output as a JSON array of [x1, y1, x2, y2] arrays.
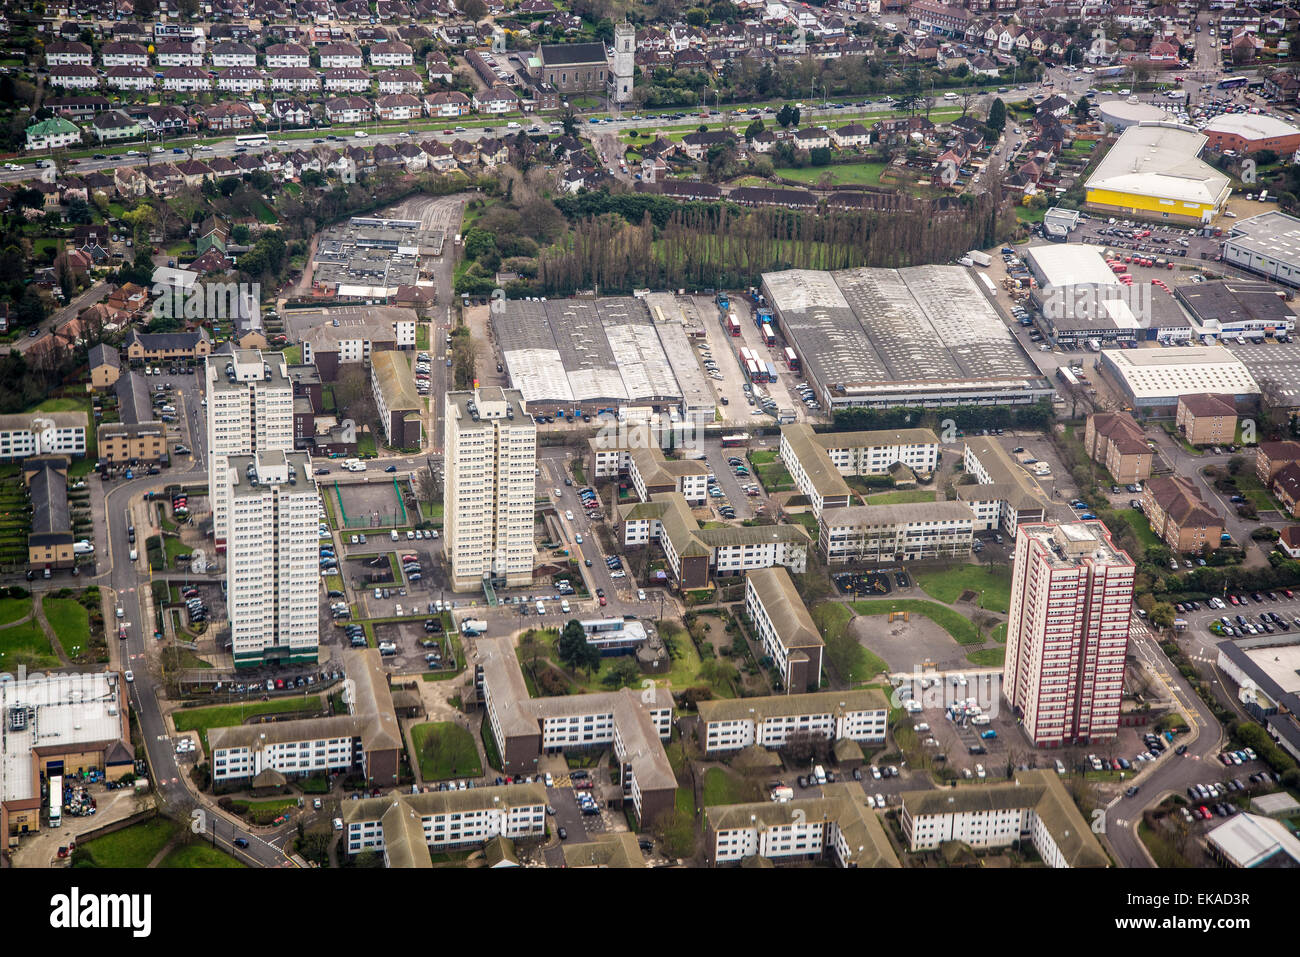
[[2, 0, 1300, 895]]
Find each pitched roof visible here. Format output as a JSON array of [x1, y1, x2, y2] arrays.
[[1178, 393, 1236, 418]]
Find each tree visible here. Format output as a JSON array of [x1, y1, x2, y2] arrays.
[[743, 117, 765, 141], [1075, 96, 1091, 121], [456, 0, 488, 19], [776, 104, 800, 128], [685, 7, 708, 26], [601, 656, 640, 688], [987, 97, 1007, 134], [333, 365, 377, 428], [560, 105, 579, 138], [557, 619, 600, 673]]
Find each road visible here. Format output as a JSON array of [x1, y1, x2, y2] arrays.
[[4, 281, 112, 355]]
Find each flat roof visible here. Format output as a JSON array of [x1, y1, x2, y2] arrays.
[[1224, 338, 1300, 406], [1, 672, 128, 803], [1100, 345, 1261, 400], [1242, 643, 1300, 696], [1026, 244, 1127, 290], [1204, 112, 1300, 141], [493, 297, 686, 407], [1224, 210, 1300, 266], [764, 266, 1045, 399], [1206, 812, 1300, 867], [1175, 278, 1296, 332], [1086, 122, 1230, 206]]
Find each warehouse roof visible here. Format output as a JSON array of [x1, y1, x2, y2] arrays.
[[1100, 345, 1261, 401], [1025, 243, 1127, 290], [1204, 112, 1300, 141], [1206, 812, 1300, 868], [1086, 122, 1230, 207], [1223, 210, 1300, 264]]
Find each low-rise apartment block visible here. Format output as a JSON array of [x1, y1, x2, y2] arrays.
[[475, 636, 675, 827], [899, 771, 1108, 867], [1176, 393, 1238, 448], [344, 785, 547, 866], [780, 423, 941, 518], [1256, 440, 1300, 484], [705, 783, 899, 867], [96, 422, 166, 465], [24, 457, 72, 570], [696, 688, 889, 754], [1141, 475, 1223, 554], [123, 328, 212, 362], [370, 350, 422, 450], [618, 492, 810, 590], [955, 437, 1053, 533], [0, 412, 87, 461], [745, 566, 824, 693], [1084, 411, 1152, 484], [818, 500, 976, 564], [210, 649, 399, 785], [292, 305, 415, 380]]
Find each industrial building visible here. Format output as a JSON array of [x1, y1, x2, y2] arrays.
[[762, 267, 1051, 410], [309, 216, 443, 299], [1205, 813, 1300, 868], [492, 296, 702, 420], [1096, 97, 1177, 130], [1, 671, 133, 841], [1174, 277, 1298, 341], [1084, 122, 1232, 223], [1222, 211, 1300, 288], [1202, 113, 1300, 156], [1098, 345, 1261, 413], [1026, 243, 1194, 343]]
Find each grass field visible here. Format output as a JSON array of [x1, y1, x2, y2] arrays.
[[411, 722, 482, 780], [1115, 509, 1162, 550], [914, 565, 1012, 614], [865, 489, 937, 505], [173, 695, 323, 752], [0, 595, 32, 626], [159, 843, 247, 868], [702, 767, 762, 806], [966, 647, 1005, 667], [850, 599, 985, 645], [80, 817, 180, 868], [777, 161, 887, 187], [42, 596, 89, 654], [0, 619, 59, 668]]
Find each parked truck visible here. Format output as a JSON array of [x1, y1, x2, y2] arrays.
[[460, 618, 488, 636], [971, 714, 991, 726], [813, 764, 827, 785], [342, 458, 365, 472], [966, 250, 993, 267]]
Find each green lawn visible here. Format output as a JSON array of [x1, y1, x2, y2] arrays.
[[164, 536, 193, 566], [416, 326, 429, 351], [966, 647, 1006, 667], [0, 619, 59, 668], [777, 161, 887, 187], [281, 345, 302, 365], [159, 843, 247, 868], [701, 767, 762, 806], [172, 695, 323, 752], [850, 599, 985, 645], [914, 565, 1012, 614], [357, 432, 378, 457], [865, 489, 937, 505], [410, 722, 482, 780], [753, 461, 794, 492], [749, 450, 777, 465], [42, 596, 89, 653], [1016, 205, 1047, 224], [0, 595, 32, 626], [1115, 509, 1162, 550], [79, 817, 180, 868], [812, 601, 888, 686]]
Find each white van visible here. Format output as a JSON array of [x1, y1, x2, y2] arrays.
[[560, 599, 570, 614], [813, 765, 827, 785], [390, 529, 399, 542], [129, 548, 138, 562], [536, 599, 545, 615]]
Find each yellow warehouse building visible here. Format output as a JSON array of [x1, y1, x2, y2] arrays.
[[1085, 122, 1231, 224]]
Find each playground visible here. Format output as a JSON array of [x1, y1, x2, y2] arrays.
[[327, 478, 413, 530], [834, 572, 892, 597]]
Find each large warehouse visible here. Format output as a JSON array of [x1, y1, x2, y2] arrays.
[[1098, 345, 1261, 412], [761, 266, 1052, 409], [1174, 278, 1298, 340], [493, 296, 711, 420], [1202, 113, 1300, 156], [1222, 210, 1300, 288], [1085, 122, 1232, 224], [1025, 243, 1195, 343]]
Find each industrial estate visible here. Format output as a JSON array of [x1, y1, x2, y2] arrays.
[[0, 0, 1299, 895]]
